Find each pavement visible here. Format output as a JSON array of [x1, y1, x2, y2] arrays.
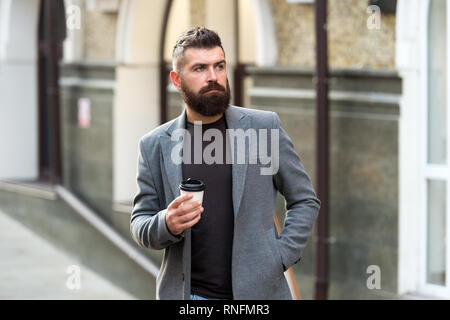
[[0, 209, 135, 300]]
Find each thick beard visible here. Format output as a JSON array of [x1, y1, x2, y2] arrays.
[[180, 78, 231, 117]]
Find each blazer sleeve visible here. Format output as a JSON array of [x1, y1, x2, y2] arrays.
[[130, 138, 183, 250], [271, 112, 321, 269]]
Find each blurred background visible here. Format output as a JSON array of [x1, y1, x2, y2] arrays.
[[0, 0, 448, 299]]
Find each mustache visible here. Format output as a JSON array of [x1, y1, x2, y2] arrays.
[[199, 82, 226, 94]]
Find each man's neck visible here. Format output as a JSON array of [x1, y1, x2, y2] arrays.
[[185, 106, 224, 124]]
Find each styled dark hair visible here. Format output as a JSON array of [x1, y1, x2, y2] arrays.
[[172, 27, 225, 73]]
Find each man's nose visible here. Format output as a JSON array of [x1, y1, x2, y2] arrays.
[[205, 67, 218, 82]]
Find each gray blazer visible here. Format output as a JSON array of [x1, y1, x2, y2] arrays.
[[130, 105, 320, 300]]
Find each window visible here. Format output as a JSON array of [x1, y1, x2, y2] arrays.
[[421, 0, 450, 297]]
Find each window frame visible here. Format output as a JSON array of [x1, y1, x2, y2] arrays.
[[419, 0, 450, 298]]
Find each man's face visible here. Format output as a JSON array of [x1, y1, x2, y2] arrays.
[[175, 46, 230, 117]]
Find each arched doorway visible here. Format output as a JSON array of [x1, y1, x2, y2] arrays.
[[0, 0, 65, 183], [113, 0, 242, 203], [113, 0, 172, 203]]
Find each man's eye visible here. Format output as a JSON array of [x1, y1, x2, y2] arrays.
[[216, 64, 224, 70], [194, 66, 204, 71]]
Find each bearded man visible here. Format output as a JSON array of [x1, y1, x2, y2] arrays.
[[130, 27, 320, 300]]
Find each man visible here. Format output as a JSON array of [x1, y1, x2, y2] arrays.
[[130, 27, 320, 300]]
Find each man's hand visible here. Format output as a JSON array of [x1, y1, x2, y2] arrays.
[[166, 193, 204, 235]]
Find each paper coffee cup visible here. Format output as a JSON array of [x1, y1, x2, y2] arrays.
[[179, 178, 205, 205]]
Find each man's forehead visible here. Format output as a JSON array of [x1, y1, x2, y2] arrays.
[[183, 47, 225, 66]]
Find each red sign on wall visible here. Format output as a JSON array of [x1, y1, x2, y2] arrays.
[[78, 98, 91, 128]]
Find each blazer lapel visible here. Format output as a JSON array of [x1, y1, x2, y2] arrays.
[[225, 106, 250, 220], [160, 109, 186, 200]]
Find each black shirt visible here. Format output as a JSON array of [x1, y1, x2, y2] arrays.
[[182, 114, 234, 299]]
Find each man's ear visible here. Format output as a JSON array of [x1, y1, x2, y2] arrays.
[[170, 70, 182, 92]]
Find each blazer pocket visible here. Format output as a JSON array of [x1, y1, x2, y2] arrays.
[[266, 228, 285, 277]]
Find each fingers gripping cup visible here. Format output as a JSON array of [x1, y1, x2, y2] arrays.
[[179, 178, 205, 205]]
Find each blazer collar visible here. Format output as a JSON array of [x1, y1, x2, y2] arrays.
[[164, 105, 246, 137], [160, 105, 250, 220]]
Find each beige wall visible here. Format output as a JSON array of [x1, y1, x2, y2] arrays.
[[328, 0, 395, 69], [80, 0, 257, 65], [269, 0, 315, 67], [164, 0, 257, 65], [238, 0, 256, 64], [79, 0, 396, 67], [84, 10, 118, 62], [269, 0, 396, 69], [164, 0, 191, 63], [190, 0, 206, 27]]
